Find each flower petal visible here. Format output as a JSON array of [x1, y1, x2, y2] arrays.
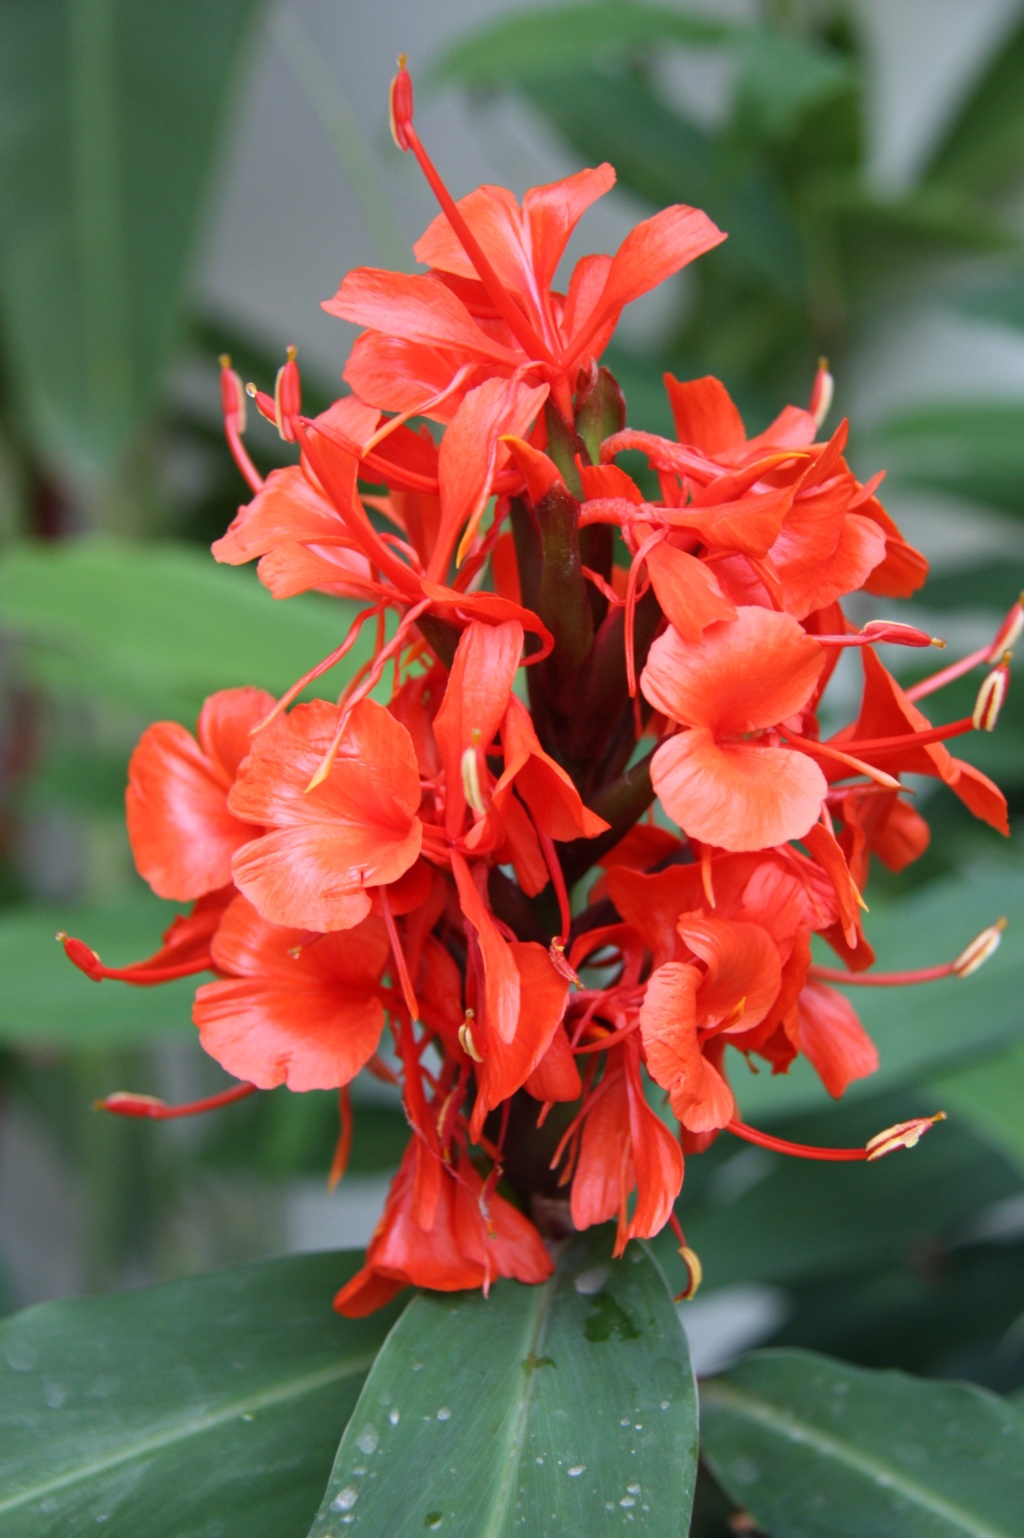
[[652, 729, 827, 851]]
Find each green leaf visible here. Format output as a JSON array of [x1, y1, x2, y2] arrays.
[[873, 402, 1024, 517], [701, 1349, 1024, 1537], [519, 69, 714, 212], [0, 537, 371, 722], [0, 892, 199, 1047], [659, 1090, 1022, 1292], [925, 18, 1024, 199], [308, 1231, 697, 1536], [0, 0, 262, 477], [951, 269, 1024, 334], [929, 1039, 1024, 1173], [0, 1251, 399, 1538], [430, 3, 733, 88], [734, 29, 853, 143], [735, 859, 1024, 1121]]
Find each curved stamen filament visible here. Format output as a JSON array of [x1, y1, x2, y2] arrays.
[[97, 1083, 258, 1119]]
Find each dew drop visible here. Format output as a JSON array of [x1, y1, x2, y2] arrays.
[[389, 1408, 400, 1426], [573, 1265, 609, 1296], [42, 1382, 67, 1409], [660, 1399, 671, 1410], [436, 1407, 452, 1421], [241, 1412, 254, 1423], [620, 1496, 636, 1509], [619, 1417, 631, 1427], [627, 1483, 641, 1495], [4, 1340, 37, 1372], [567, 1464, 586, 1477], [424, 1513, 444, 1530], [331, 1486, 359, 1513], [412, 1362, 424, 1372], [356, 1425, 380, 1456]]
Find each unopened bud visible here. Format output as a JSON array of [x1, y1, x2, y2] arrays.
[[389, 55, 414, 150], [972, 656, 1010, 731], [219, 356, 247, 433], [865, 1111, 945, 1161], [952, 917, 1006, 978], [461, 745, 487, 816], [809, 358, 834, 430], [274, 345, 301, 443], [675, 1246, 703, 1301]]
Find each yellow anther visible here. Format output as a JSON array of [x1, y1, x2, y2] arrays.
[[972, 657, 1010, 731], [865, 1111, 946, 1161], [461, 746, 487, 816], [459, 1014, 483, 1062], [952, 917, 1007, 978], [676, 1246, 703, 1300]]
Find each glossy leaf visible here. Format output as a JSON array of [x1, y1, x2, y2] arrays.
[[735, 859, 1024, 1121], [701, 1349, 1024, 1537], [0, 0, 261, 476], [0, 1251, 398, 1538], [430, 3, 733, 87], [308, 1231, 697, 1536], [929, 1039, 1024, 1174], [0, 538, 371, 721], [656, 1089, 1022, 1292], [0, 893, 198, 1046]]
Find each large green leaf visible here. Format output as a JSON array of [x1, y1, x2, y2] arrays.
[[308, 1231, 697, 1536], [924, 17, 1024, 200], [0, 1251, 398, 1538], [735, 859, 1024, 1121], [658, 1090, 1022, 1292], [0, 538, 369, 722], [0, 892, 198, 1046], [701, 1349, 1024, 1537], [873, 402, 1024, 517], [0, 0, 262, 477], [929, 1039, 1024, 1173], [429, 2, 732, 88]]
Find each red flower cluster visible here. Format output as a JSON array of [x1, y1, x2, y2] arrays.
[[64, 65, 1013, 1314]]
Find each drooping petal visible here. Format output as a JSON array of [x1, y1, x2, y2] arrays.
[[194, 897, 388, 1091], [652, 728, 828, 852], [433, 620, 522, 836], [493, 696, 609, 841], [640, 962, 736, 1132], [471, 941, 569, 1135], [451, 852, 520, 1045], [325, 268, 520, 364], [126, 687, 274, 902], [644, 542, 736, 641], [797, 981, 879, 1097]]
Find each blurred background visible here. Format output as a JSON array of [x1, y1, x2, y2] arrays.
[[3, 0, 1024, 1445]]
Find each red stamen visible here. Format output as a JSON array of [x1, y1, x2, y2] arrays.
[[251, 604, 382, 735], [57, 932, 212, 986], [96, 1083, 258, 1119], [379, 885, 420, 1019], [219, 355, 262, 493], [389, 62, 557, 366], [328, 1085, 353, 1190], [726, 1112, 945, 1162]]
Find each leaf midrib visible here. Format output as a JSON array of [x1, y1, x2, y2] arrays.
[[701, 1379, 1016, 1538], [0, 1349, 379, 1516], [478, 1274, 559, 1538]]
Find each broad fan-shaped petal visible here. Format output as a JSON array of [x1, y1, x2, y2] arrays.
[[652, 728, 828, 852]]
